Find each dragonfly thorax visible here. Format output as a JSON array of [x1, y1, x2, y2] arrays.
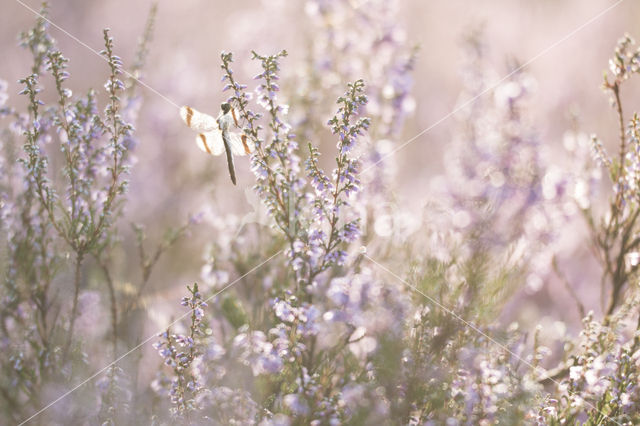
[[217, 111, 234, 131]]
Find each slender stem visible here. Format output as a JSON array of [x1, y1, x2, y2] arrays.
[[64, 252, 84, 360], [552, 257, 585, 320], [613, 83, 626, 182], [98, 258, 118, 357]]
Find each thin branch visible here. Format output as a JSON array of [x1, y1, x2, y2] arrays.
[[552, 256, 586, 320]]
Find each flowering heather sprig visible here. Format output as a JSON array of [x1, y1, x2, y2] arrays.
[[153, 283, 208, 416], [221, 51, 298, 240], [602, 34, 640, 204], [17, 30, 133, 264], [46, 29, 133, 359], [96, 365, 132, 426], [537, 304, 640, 424], [0, 65, 63, 423], [220, 52, 259, 141], [620, 115, 640, 203], [592, 135, 613, 172], [583, 34, 640, 318], [606, 34, 640, 85], [18, 3, 55, 76], [221, 52, 369, 288], [306, 80, 368, 270], [101, 29, 133, 215], [251, 50, 305, 244]]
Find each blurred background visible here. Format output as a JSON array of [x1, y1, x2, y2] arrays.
[[2, 0, 640, 360]]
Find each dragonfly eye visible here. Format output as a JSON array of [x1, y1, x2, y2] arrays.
[[221, 102, 231, 114]]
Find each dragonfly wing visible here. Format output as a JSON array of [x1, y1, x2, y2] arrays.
[[242, 134, 256, 154], [226, 131, 254, 156], [180, 106, 218, 132], [196, 131, 225, 155]]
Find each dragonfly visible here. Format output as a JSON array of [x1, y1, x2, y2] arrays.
[[180, 102, 254, 185]]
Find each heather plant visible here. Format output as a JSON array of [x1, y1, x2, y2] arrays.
[[533, 34, 640, 425], [588, 34, 640, 318], [0, 4, 175, 423]]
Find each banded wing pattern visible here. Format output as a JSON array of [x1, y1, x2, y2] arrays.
[[227, 131, 254, 156], [179, 106, 217, 132], [195, 131, 226, 155], [179, 104, 254, 185]]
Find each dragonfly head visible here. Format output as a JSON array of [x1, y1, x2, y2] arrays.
[[220, 102, 231, 114]]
